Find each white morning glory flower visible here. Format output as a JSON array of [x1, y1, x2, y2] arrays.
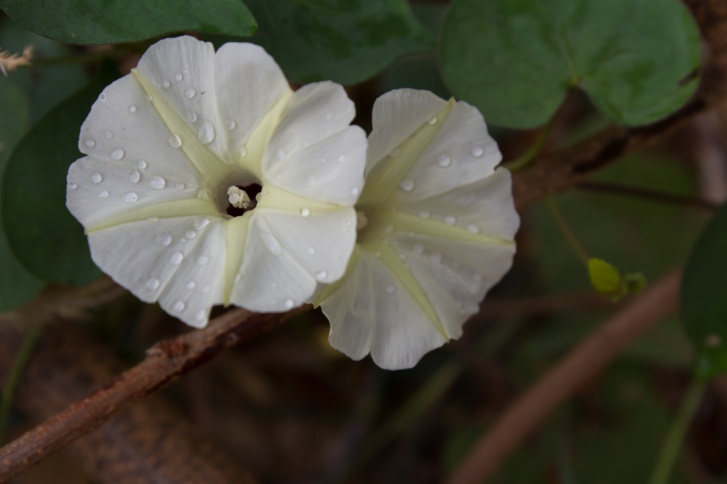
[[66, 36, 366, 328], [316, 89, 519, 370]]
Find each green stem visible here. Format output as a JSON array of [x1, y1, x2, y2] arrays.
[[0, 323, 44, 444], [505, 118, 555, 172], [647, 378, 707, 484], [545, 197, 590, 265]]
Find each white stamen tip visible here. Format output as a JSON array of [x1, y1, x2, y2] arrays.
[[227, 186, 251, 209], [356, 211, 368, 230]]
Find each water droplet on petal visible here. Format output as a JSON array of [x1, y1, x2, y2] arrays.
[[186, 111, 198, 123], [385, 284, 396, 294], [240, 146, 248, 157], [283, 299, 295, 309], [194, 217, 210, 230], [184, 87, 196, 99], [320, 157, 327, 164], [99, 190, 109, 198], [197, 255, 210, 265], [445, 216, 456, 225], [400, 178, 415, 191], [437, 153, 452, 167], [186, 281, 196, 290], [128, 105, 137, 113], [160, 234, 172, 246], [168, 134, 182, 148], [147, 277, 160, 290], [129, 170, 140, 183], [110, 147, 125, 160], [196, 120, 215, 144], [186, 230, 196, 239], [300, 207, 310, 217], [316, 271, 327, 281], [307, 247, 315, 255], [202, 285, 212, 293], [175, 73, 183, 82], [338, 154, 346, 162], [162, 80, 171, 89], [261, 233, 283, 255], [124, 191, 138, 203], [84, 139, 96, 148], [175, 183, 185, 189], [325, 112, 332, 121], [104, 130, 113, 139], [173, 300, 186, 312], [472, 146, 484, 157], [428, 116, 437, 125], [226, 119, 236, 130], [99, 93, 107, 101], [197, 189, 210, 201], [467, 224, 479, 234], [68, 183, 78, 190], [196, 310, 206, 322], [419, 211, 430, 219], [137, 160, 148, 170], [350, 187, 360, 196], [170, 252, 184, 265], [91, 173, 103, 184], [149, 176, 166, 190]]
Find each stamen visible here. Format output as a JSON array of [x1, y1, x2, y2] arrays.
[[227, 186, 251, 209], [356, 210, 368, 230]]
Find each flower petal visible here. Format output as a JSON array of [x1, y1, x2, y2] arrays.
[[229, 214, 318, 312], [321, 250, 448, 370], [87, 216, 226, 327]]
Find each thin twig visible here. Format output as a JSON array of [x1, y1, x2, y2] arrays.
[[577, 181, 720, 212], [447, 270, 682, 484], [0, 306, 299, 481]]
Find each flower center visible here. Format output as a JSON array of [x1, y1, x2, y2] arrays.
[[226, 183, 262, 217]]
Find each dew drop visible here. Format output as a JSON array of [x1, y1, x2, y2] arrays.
[[110, 147, 125, 160], [445, 215, 456, 225], [399, 178, 415, 191], [128, 105, 137, 113], [197, 120, 216, 144], [338, 154, 346, 162], [300, 207, 310, 217], [68, 183, 78, 190], [124, 191, 138, 203], [467, 223, 480, 234], [307, 176, 317, 187], [283, 299, 295, 310], [320, 157, 327, 164], [194, 217, 210, 230], [175, 183, 185, 190], [168, 134, 182, 148], [173, 300, 186, 312], [316, 271, 328, 281], [325, 111, 333, 121], [137, 160, 148, 170], [184, 87, 196, 99], [197, 189, 210, 201], [129, 170, 141, 183], [84, 139, 96, 148], [145, 94, 153, 102], [240, 146, 248, 157], [350, 187, 360, 196], [104, 130, 113, 139], [437, 153, 452, 167], [196, 310, 206, 322], [99, 93, 107, 101], [162, 80, 171, 89], [385, 284, 396, 294], [198, 255, 210, 265], [91, 172, 103, 184], [472, 146, 484, 157], [186, 230, 196, 239], [99, 190, 109, 198], [186, 111, 198, 123], [146, 277, 160, 290], [170, 252, 184, 265], [175, 73, 183, 82], [226, 119, 237, 130], [186, 281, 196, 290], [149, 176, 166, 190], [307, 247, 315, 255], [428, 116, 438, 125], [419, 210, 430, 219], [159, 234, 172, 246], [261, 233, 283, 255]]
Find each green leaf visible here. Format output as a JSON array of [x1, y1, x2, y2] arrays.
[[0, 19, 87, 123], [241, 0, 434, 84], [440, 0, 701, 128], [588, 258, 622, 295], [0, 0, 256, 45], [1, 65, 119, 285], [682, 201, 727, 380], [0, 78, 43, 310]]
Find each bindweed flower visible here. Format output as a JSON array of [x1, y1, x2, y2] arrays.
[[316, 89, 519, 370], [66, 36, 366, 328]]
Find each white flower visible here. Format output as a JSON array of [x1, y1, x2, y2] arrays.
[[316, 89, 519, 370], [66, 36, 366, 328]]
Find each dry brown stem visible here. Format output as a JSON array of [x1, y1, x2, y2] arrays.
[[447, 271, 682, 484]]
